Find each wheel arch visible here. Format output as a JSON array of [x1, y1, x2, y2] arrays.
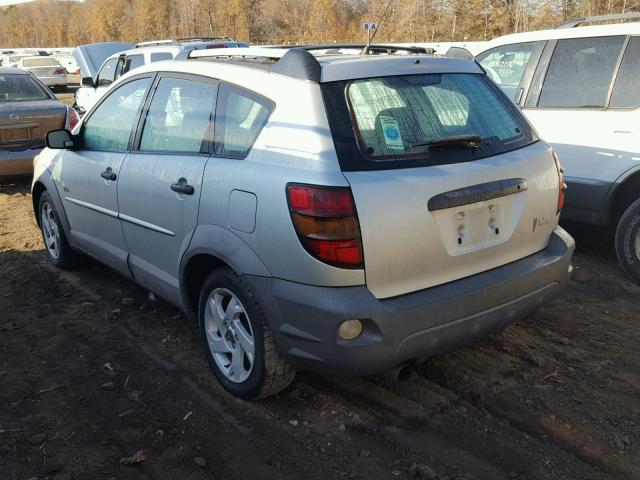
[[32, 181, 47, 227], [179, 225, 272, 318], [606, 167, 640, 226], [31, 171, 71, 237]]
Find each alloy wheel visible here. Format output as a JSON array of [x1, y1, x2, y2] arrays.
[[41, 201, 61, 260], [204, 288, 255, 383]]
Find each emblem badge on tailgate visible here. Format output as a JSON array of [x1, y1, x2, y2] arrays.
[[532, 216, 550, 232]]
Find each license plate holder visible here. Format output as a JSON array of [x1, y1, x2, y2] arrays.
[[1, 127, 31, 142], [454, 202, 503, 251]]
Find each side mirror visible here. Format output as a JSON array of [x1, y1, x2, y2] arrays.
[[46, 129, 75, 149], [81, 76, 95, 87]]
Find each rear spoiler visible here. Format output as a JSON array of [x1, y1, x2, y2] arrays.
[[444, 46, 487, 75]]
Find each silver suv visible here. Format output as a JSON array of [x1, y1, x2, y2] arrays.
[[32, 46, 574, 399]]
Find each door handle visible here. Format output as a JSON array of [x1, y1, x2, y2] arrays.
[[100, 167, 117, 181], [171, 178, 194, 195]]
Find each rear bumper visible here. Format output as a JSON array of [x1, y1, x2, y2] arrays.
[[0, 148, 41, 176], [247, 226, 575, 375]]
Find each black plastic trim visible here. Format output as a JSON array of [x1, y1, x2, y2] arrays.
[[428, 178, 528, 211]]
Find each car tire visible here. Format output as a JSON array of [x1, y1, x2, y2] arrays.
[[38, 190, 75, 269], [615, 198, 640, 285], [198, 268, 295, 400]]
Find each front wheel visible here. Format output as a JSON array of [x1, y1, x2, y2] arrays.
[[198, 268, 295, 400], [39, 191, 75, 269], [615, 198, 640, 284]]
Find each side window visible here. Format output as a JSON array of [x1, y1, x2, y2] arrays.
[[477, 42, 536, 101], [538, 36, 626, 108], [124, 54, 145, 74], [609, 37, 640, 109], [214, 83, 273, 158], [140, 77, 216, 153], [96, 58, 117, 86], [82, 78, 151, 151], [150, 52, 173, 62]]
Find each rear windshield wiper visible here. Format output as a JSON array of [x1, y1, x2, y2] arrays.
[[408, 135, 482, 151]]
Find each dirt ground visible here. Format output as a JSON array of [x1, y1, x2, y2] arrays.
[[0, 173, 639, 480]]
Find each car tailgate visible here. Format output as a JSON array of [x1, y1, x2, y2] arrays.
[[344, 141, 561, 299]]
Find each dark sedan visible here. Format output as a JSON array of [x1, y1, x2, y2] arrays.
[[1, 66, 78, 176]]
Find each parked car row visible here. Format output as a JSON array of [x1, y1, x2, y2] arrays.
[[1, 16, 638, 401]]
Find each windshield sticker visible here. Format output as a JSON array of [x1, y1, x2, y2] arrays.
[[379, 116, 404, 150]]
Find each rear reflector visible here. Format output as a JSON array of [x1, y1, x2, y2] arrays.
[[286, 184, 363, 268], [552, 151, 566, 214]]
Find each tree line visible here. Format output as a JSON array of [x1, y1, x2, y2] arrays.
[[0, 0, 638, 48]]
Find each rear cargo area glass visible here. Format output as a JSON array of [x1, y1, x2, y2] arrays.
[[322, 73, 536, 171], [349, 73, 524, 159]]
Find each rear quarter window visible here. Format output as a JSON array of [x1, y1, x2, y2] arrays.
[[214, 83, 273, 158], [323, 73, 536, 171], [609, 37, 640, 109]]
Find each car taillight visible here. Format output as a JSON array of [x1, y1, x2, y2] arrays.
[[552, 151, 566, 214], [206, 44, 228, 49], [65, 105, 79, 131], [286, 184, 363, 268], [54, 68, 66, 75]]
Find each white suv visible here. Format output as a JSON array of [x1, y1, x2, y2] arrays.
[[34, 46, 573, 399], [73, 38, 248, 114], [473, 13, 640, 283]]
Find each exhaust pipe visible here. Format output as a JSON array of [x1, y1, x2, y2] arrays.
[[387, 364, 412, 383]]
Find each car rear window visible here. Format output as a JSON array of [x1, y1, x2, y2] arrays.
[[322, 73, 536, 171], [0, 74, 51, 102], [22, 58, 60, 67]]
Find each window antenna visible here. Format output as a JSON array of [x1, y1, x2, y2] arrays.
[[361, 0, 394, 55]]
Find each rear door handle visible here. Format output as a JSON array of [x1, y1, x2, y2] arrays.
[[171, 178, 194, 195], [100, 167, 117, 181]]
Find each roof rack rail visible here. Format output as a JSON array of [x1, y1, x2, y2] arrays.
[[270, 44, 433, 54], [135, 39, 175, 48], [556, 12, 640, 28], [176, 36, 231, 42], [176, 47, 322, 81], [135, 36, 233, 48], [177, 44, 436, 82]]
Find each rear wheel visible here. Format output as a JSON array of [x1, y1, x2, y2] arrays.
[[615, 198, 640, 285], [39, 191, 75, 269], [198, 268, 295, 400]]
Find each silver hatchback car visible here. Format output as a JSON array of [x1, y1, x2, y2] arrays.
[[33, 46, 574, 399]]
